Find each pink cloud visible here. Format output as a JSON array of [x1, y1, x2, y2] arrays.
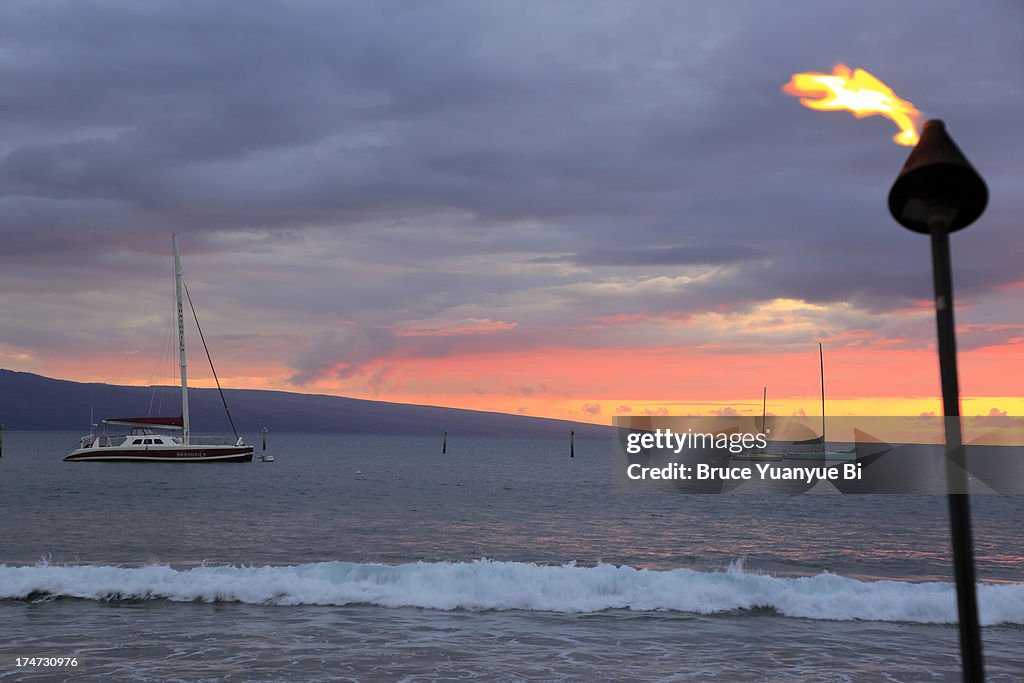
[[711, 407, 740, 416], [641, 407, 669, 416]]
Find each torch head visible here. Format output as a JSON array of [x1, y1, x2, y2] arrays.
[[888, 119, 988, 233]]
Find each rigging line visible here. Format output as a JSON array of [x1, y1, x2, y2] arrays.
[[93, 255, 172, 428], [114, 254, 173, 387], [183, 281, 239, 441], [158, 296, 176, 416], [148, 297, 176, 417]]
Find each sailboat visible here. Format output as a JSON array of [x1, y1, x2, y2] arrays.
[[730, 386, 783, 461], [783, 343, 855, 462], [64, 235, 254, 463]]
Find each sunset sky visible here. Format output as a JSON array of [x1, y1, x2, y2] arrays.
[[2, 1, 1022, 424]]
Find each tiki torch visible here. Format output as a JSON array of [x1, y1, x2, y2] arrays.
[[889, 119, 988, 682], [784, 66, 989, 681]]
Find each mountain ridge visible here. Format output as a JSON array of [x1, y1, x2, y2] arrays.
[[0, 369, 610, 437]]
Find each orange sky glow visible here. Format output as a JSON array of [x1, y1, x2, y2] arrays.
[[22, 340, 1024, 426]]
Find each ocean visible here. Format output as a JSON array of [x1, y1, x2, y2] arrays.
[[1, 431, 1022, 681]]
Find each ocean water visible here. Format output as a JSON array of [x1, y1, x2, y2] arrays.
[[1, 431, 1022, 681]]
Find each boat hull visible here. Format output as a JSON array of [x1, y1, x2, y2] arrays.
[[64, 446, 253, 463], [730, 452, 784, 462], [781, 450, 857, 462]]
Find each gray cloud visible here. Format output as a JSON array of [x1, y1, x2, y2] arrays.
[[0, 0, 1021, 388], [540, 244, 766, 267]]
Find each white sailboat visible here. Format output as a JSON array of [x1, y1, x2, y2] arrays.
[[64, 235, 253, 463], [783, 343, 855, 462]]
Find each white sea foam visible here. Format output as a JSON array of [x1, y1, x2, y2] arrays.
[[1, 559, 1021, 625]]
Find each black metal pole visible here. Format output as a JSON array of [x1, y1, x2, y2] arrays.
[[889, 119, 988, 682], [930, 220, 984, 682]]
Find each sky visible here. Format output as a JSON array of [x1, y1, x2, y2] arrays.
[[2, 0, 1023, 424]]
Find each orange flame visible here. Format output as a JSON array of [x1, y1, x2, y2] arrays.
[[783, 64, 921, 146]]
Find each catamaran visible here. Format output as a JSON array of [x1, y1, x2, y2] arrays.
[[64, 235, 253, 463]]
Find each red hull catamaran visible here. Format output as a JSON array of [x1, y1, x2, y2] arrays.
[[64, 235, 253, 463]]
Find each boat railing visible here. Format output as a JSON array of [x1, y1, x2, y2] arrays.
[[73, 434, 129, 451], [188, 436, 236, 446]]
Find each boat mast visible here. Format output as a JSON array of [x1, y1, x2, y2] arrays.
[[761, 386, 767, 434], [818, 342, 825, 448], [172, 234, 190, 445]]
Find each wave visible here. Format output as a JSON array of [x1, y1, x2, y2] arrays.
[[1, 559, 1022, 625]]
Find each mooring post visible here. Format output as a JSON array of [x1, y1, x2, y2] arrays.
[[442, 431, 447, 454]]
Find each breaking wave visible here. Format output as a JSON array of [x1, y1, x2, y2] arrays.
[[2, 559, 1022, 625]]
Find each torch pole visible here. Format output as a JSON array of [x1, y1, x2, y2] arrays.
[[929, 219, 984, 681]]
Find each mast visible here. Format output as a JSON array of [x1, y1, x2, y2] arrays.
[[818, 342, 825, 447], [761, 386, 767, 433], [172, 234, 190, 445]]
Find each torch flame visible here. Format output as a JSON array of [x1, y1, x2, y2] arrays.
[[783, 64, 921, 146]]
